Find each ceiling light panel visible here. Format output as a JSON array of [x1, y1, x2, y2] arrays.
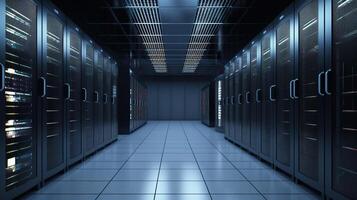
[[126, 0, 167, 73], [182, 0, 236, 73]]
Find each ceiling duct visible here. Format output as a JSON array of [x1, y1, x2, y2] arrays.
[[182, 0, 236, 73], [126, 0, 167, 73]]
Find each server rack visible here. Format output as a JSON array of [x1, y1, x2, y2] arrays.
[[234, 55, 243, 144], [93, 48, 104, 148], [111, 61, 118, 139], [82, 38, 95, 156], [294, 0, 325, 192], [325, 0, 357, 199], [274, 6, 296, 175], [214, 75, 224, 132], [41, 2, 66, 179], [241, 49, 251, 150], [250, 39, 262, 155], [103, 56, 112, 144], [0, 0, 42, 198], [223, 65, 230, 139], [260, 26, 276, 163], [65, 21, 82, 166]]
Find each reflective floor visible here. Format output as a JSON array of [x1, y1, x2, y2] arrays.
[[24, 121, 320, 200]]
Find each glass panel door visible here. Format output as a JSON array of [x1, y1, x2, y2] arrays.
[[242, 51, 251, 147], [250, 44, 260, 152], [45, 13, 64, 171], [4, 0, 37, 190], [332, 0, 357, 198], [297, 0, 322, 181], [104, 57, 112, 142], [94, 50, 103, 147], [276, 16, 294, 168], [67, 30, 82, 160], [235, 57, 242, 144]]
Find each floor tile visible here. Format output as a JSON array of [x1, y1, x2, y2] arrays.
[[156, 181, 208, 194], [123, 161, 161, 169], [97, 194, 155, 200], [211, 194, 265, 200], [239, 169, 289, 181], [198, 161, 234, 169], [25, 194, 97, 200], [155, 194, 211, 200], [78, 161, 124, 169], [206, 181, 258, 194], [264, 194, 321, 200], [114, 169, 159, 180], [232, 161, 269, 169], [59, 169, 117, 181], [201, 169, 246, 181], [162, 154, 195, 162], [159, 169, 203, 181], [36, 181, 107, 194], [129, 154, 162, 161], [160, 162, 199, 169], [252, 181, 312, 194], [103, 181, 156, 194]]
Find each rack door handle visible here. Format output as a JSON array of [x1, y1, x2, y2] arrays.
[[65, 83, 71, 100], [0, 63, 4, 91], [293, 79, 299, 99], [256, 89, 261, 103], [231, 96, 234, 105], [238, 94, 242, 104], [289, 80, 294, 99], [318, 71, 325, 96], [82, 88, 87, 102], [269, 85, 276, 101], [112, 96, 115, 104], [40, 77, 47, 97], [325, 69, 332, 95], [104, 94, 108, 104], [246, 92, 251, 104], [94, 91, 99, 103]]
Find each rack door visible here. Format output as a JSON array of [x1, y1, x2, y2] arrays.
[[66, 28, 82, 165], [242, 51, 251, 148], [250, 43, 261, 154], [229, 64, 235, 140], [327, 0, 357, 199], [260, 32, 275, 163], [234, 57, 243, 144], [111, 62, 118, 139], [295, 0, 325, 190], [103, 57, 112, 143], [224, 67, 229, 137], [93, 50, 103, 148], [42, 9, 65, 178], [1, 0, 41, 197], [82, 41, 94, 155], [275, 12, 295, 174]]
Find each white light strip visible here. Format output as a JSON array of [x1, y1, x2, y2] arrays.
[[183, 0, 235, 73], [126, 0, 167, 73]]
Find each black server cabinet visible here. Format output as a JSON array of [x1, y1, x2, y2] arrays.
[[234, 55, 243, 144], [228, 62, 235, 140], [242, 50, 251, 149], [274, 7, 296, 175], [0, 0, 41, 198], [41, 4, 66, 179], [250, 40, 262, 155], [111, 61, 118, 139], [82, 39, 94, 156], [215, 75, 224, 132], [260, 29, 276, 163], [93, 49, 104, 148], [65, 23, 82, 166], [224, 65, 229, 139], [294, 0, 325, 191], [326, 0, 357, 199], [103, 56, 112, 143]]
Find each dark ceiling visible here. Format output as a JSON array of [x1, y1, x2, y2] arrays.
[[51, 0, 294, 78]]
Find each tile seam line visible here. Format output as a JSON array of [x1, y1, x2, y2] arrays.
[[180, 121, 213, 200], [153, 121, 170, 200], [192, 122, 268, 200], [94, 122, 159, 200]]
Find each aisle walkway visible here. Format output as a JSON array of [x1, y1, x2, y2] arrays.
[[24, 121, 319, 200]]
